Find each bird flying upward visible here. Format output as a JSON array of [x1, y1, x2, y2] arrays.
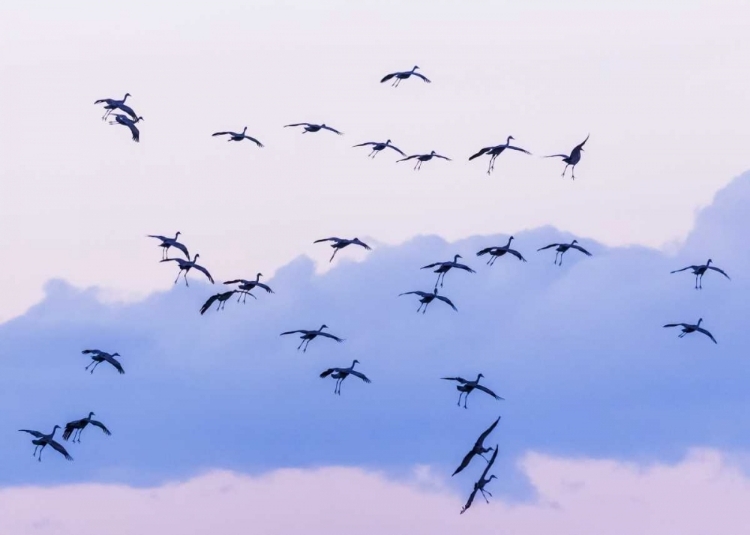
[[544, 134, 589, 179]]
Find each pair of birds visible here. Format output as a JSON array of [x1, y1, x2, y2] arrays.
[[212, 122, 345, 148], [148, 232, 214, 286], [94, 93, 144, 142], [199, 275, 274, 314], [19, 413, 111, 462]]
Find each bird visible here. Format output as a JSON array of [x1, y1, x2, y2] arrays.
[[320, 359, 372, 395], [544, 134, 589, 179], [109, 114, 144, 142], [663, 318, 717, 344], [476, 236, 527, 265], [224, 273, 274, 302], [147, 232, 190, 260], [452, 416, 502, 476], [313, 237, 372, 263], [284, 123, 343, 135], [82, 349, 125, 375], [460, 446, 499, 514], [280, 324, 345, 352], [19, 426, 73, 462], [441, 374, 504, 409], [399, 288, 457, 314], [537, 239, 592, 266], [211, 126, 264, 147], [421, 254, 475, 288], [200, 290, 254, 315], [469, 136, 532, 175], [397, 150, 451, 170], [62, 412, 111, 443], [160, 253, 214, 287], [380, 66, 431, 87], [670, 259, 730, 289], [352, 139, 406, 158], [94, 92, 131, 120]]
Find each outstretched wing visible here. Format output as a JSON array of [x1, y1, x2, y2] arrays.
[[441, 376, 468, 384], [413, 72, 431, 83], [349, 370, 371, 383], [399, 291, 429, 298], [508, 145, 532, 155], [62, 421, 83, 441], [147, 235, 169, 243], [104, 355, 125, 374], [663, 323, 685, 328], [507, 249, 527, 262], [435, 295, 458, 311], [477, 416, 502, 445], [543, 154, 568, 159], [90, 420, 112, 435], [353, 141, 377, 148], [223, 279, 251, 285], [469, 147, 492, 160], [320, 367, 341, 378], [352, 239, 372, 250], [280, 330, 307, 336], [420, 262, 443, 269], [537, 243, 560, 251], [244, 135, 265, 147], [570, 244, 593, 256], [321, 125, 343, 135], [460, 486, 479, 514], [670, 265, 696, 274], [476, 247, 495, 256], [171, 241, 190, 259], [475, 384, 503, 400], [81, 349, 103, 355], [256, 282, 275, 293], [212, 131, 232, 137], [18, 429, 45, 438], [575, 134, 590, 150], [314, 237, 341, 244], [433, 153, 451, 160], [200, 294, 220, 315], [696, 327, 718, 344], [192, 264, 215, 283], [284, 123, 310, 128], [318, 332, 345, 342], [121, 119, 140, 142], [380, 72, 397, 83], [707, 266, 731, 279], [452, 449, 477, 476], [386, 144, 407, 156], [117, 103, 139, 120], [48, 439, 74, 461], [397, 154, 419, 162], [454, 263, 476, 273]]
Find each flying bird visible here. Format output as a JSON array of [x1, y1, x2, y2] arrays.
[[441, 374, 504, 409], [211, 126, 264, 147], [663, 318, 717, 344], [537, 239, 592, 266], [19, 426, 73, 462], [224, 273, 274, 302], [314, 237, 372, 263], [200, 290, 254, 315], [460, 446, 499, 514], [161, 253, 214, 287], [670, 259, 730, 289], [353, 139, 406, 158], [421, 254, 475, 287], [280, 324, 344, 352], [284, 123, 343, 135], [469, 136, 532, 175], [544, 134, 589, 179], [148, 232, 190, 260], [62, 412, 111, 443], [320, 359, 372, 395], [94, 92, 131, 120], [452, 416, 502, 476], [476, 236, 527, 265], [109, 114, 144, 142], [380, 65, 431, 87], [82, 349, 125, 375], [399, 288, 457, 314], [397, 150, 451, 170]]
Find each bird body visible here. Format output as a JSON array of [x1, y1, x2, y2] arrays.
[[82, 349, 125, 374], [421, 254, 475, 287], [314, 237, 371, 262], [397, 150, 451, 170], [469, 136, 532, 174], [212, 126, 264, 147], [476, 236, 527, 265], [452, 416, 501, 476], [380, 66, 431, 87], [663, 318, 717, 343], [62, 412, 111, 443], [353, 139, 406, 158], [148, 232, 189, 260], [671, 259, 730, 289], [280, 324, 344, 352], [441, 373, 503, 408], [109, 114, 144, 142], [537, 239, 591, 266], [544, 134, 589, 179], [161, 253, 214, 286], [284, 122, 343, 135], [320, 359, 371, 394], [399, 288, 457, 314], [460, 446, 499, 514]]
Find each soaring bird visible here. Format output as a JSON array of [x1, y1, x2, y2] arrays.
[[421, 254, 475, 288], [476, 236, 527, 265], [109, 114, 144, 142], [161, 253, 214, 287], [380, 65, 431, 87], [441, 374, 504, 409], [62, 412, 111, 443], [353, 139, 406, 158], [320, 359, 372, 395], [19, 426, 61, 458], [469, 136, 532, 175], [224, 273, 274, 302], [399, 288, 457, 314], [19, 426, 73, 462], [200, 290, 254, 315], [82, 349, 125, 375], [544, 134, 589, 179], [94, 92, 131, 120], [148, 232, 190, 260], [397, 150, 451, 170], [211, 126, 264, 147], [537, 239, 592, 266], [284, 123, 343, 135], [314, 237, 372, 263], [280, 324, 344, 352], [460, 446, 499, 514], [670, 259, 730, 289], [663, 318, 717, 344], [452, 416, 502, 476]]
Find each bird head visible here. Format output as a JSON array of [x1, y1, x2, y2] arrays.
[[175, 231, 181, 238], [707, 258, 713, 265], [478, 373, 485, 379], [413, 65, 420, 70], [430, 150, 436, 155], [257, 272, 264, 279], [89, 412, 95, 417], [508, 135, 515, 141], [385, 139, 391, 143], [112, 352, 120, 357], [571, 239, 578, 245], [242, 126, 247, 132], [321, 123, 327, 127], [321, 324, 329, 330], [53, 425, 61, 431], [487, 475, 498, 482], [194, 253, 200, 261], [455, 254, 463, 260], [697, 318, 703, 325], [353, 359, 360, 365], [123, 93, 131, 99], [509, 236, 515, 242]]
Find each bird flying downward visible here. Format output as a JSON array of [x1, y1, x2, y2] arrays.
[[460, 445, 499, 514], [476, 236, 527, 265], [82, 349, 125, 375], [161, 254, 214, 287], [109, 114, 144, 142], [380, 65, 431, 87], [313, 237, 372, 263], [280, 324, 345, 352], [537, 239, 592, 266], [452, 416, 501, 476], [200, 290, 255, 315], [544, 134, 589, 179], [441, 373, 504, 409], [62, 412, 111, 443], [284, 123, 343, 135], [320, 359, 372, 395], [663, 318, 717, 344], [148, 232, 190, 260], [212, 126, 264, 147], [670, 259, 730, 289]]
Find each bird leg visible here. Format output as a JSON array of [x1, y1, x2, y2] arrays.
[[480, 489, 492, 503], [302, 339, 312, 352], [559, 253, 565, 266], [89, 361, 102, 374], [679, 332, 686, 338], [571, 166, 576, 180], [479, 453, 490, 462], [463, 394, 469, 409], [329, 248, 339, 263], [699, 275, 703, 290], [457, 392, 464, 407], [33, 444, 40, 457], [297, 339, 306, 351], [38, 445, 45, 462]]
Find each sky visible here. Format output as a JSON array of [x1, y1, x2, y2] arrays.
[[1, 0, 749, 532]]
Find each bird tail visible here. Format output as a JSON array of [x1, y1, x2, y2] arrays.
[[62, 427, 74, 441]]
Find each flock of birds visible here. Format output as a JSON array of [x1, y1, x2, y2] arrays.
[[17, 65, 732, 515]]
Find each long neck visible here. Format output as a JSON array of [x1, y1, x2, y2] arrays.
[[242, 127, 247, 134], [174, 232, 180, 240], [256, 273, 262, 282], [319, 325, 326, 332], [122, 94, 129, 102], [475, 374, 482, 383], [351, 360, 357, 369], [506, 136, 512, 145], [506, 237, 513, 247], [49, 427, 58, 438]]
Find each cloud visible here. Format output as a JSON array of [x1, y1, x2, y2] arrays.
[[1, 172, 749, 488], [2, 449, 750, 534]]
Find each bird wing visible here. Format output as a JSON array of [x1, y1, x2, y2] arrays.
[[353, 141, 377, 147], [257, 282, 275, 293], [537, 243, 560, 251], [280, 330, 307, 336], [707, 266, 731, 279], [469, 147, 492, 160], [94, 98, 110, 104], [441, 377, 468, 384], [320, 367, 341, 378], [476, 247, 495, 256], [663, 323, 687, 328], [116, 103, 139, 120], [454, 263, 476, 273], [349, 370, 371, 383], [321, 125, 343, 135], [543, 154, 568, 159], [90, 420, 112, 435], [284, 123, 310, 128], [380, 72, 397, 83], [507, 249, 527, 262], [352, 239, 372, 250], [62, 421, 83, 441], [244, 135, 264, 147], [147, 235, 170, 243], [452, 449, 477, 476], [670, 265, 695, 273], [397, 154, 418, 162], [481, 446, 499, 478], [171, 241, 190, 259], [200, 294, 220, 315], [48, 439, 74, 461], [435, 295, 458, 311], [318, 332, 345, 342], [386, 144, 407, 156], [314, 237, 341, 244], [460, 486, 479, 514], [433, 153, 451, 160], [696, 327, 718, 344], [413, 72, 431, 83], [507, 145, 532, 155], [420, 262, 443, 269], [81, 349, 103, 355], [475, 384, 503, 400], [477, 416, 502, 444], [212, 132, 232, 136], [576, 134, 590, 149], [570, 244, 593, 256], [399, 291, 429, 298], [18, 429, 45, 438], [223, 279, 251, 285], [123, 120, 140, 142], [192, 264, 215, 283], [104, 354, 125, 374]]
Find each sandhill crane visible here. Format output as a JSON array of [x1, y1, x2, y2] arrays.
[[476, 236, 527, 265], [19, 426, 73, 462], [469, 136, 532, 175], [314, 237, 372, 263], [109, 114, 144, 142], [200, 290, 255, 315], [380, 66, 431, 87], [537, 239, 592, 266], [460, 446, 499, 514], [82, 349, 125, 375], [148, 232, 189, 260], [441, 374, 504, 409], [399, 288, 457, 314], [544, 134, 589, 179], [19, 426, 60, 457], [397, 150, 451, 170], [452, 416, 501, 476], [663, 318, 717, 344], [280, 324, 344, 352], [212, 126, 264, 147], [284, 123, 343, 135], [161, 254, 214, 286], [62, 412, 111, 443], [671, 259, 730, 289], [421, 254, 475, 287], [224, 273, 274, 302], [320, 359, 372, 395], [353, 139, 406, 158], [95, 93, 131, 120]]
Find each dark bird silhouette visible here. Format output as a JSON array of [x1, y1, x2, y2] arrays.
[[441, 374, 504, 409], [94, 92, 131, 120], [353, 139, 406, 158], [280, 324, 344, 352], [399, 288, 457, 314], [314, 237, 371, 263], [476, 236, 527, 265], [284, 123, 343, 135], [320, 359, 372, 395], [663, 318, 717, 344], [148, 232, 189, 260], [19, 426, 73, 462], [212, 126, 264, 147], [108, 114, 144, 142], [469, 136, 532, 175], [62, 412, 111, 443], [160, 253, 214, 286], [460, 446, 499, 514], [452, 416, 502, 476], [397, 150, 451, 170], [544, 134, 589, 179], [421, 254, 475, 287], [380, 65, 431, 87], [537, 239, 592, 266], [82, 349, 125, 375], [671, 259, 730, 289], [200, 290, 254, 315], [224, 273, 274, 302]]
